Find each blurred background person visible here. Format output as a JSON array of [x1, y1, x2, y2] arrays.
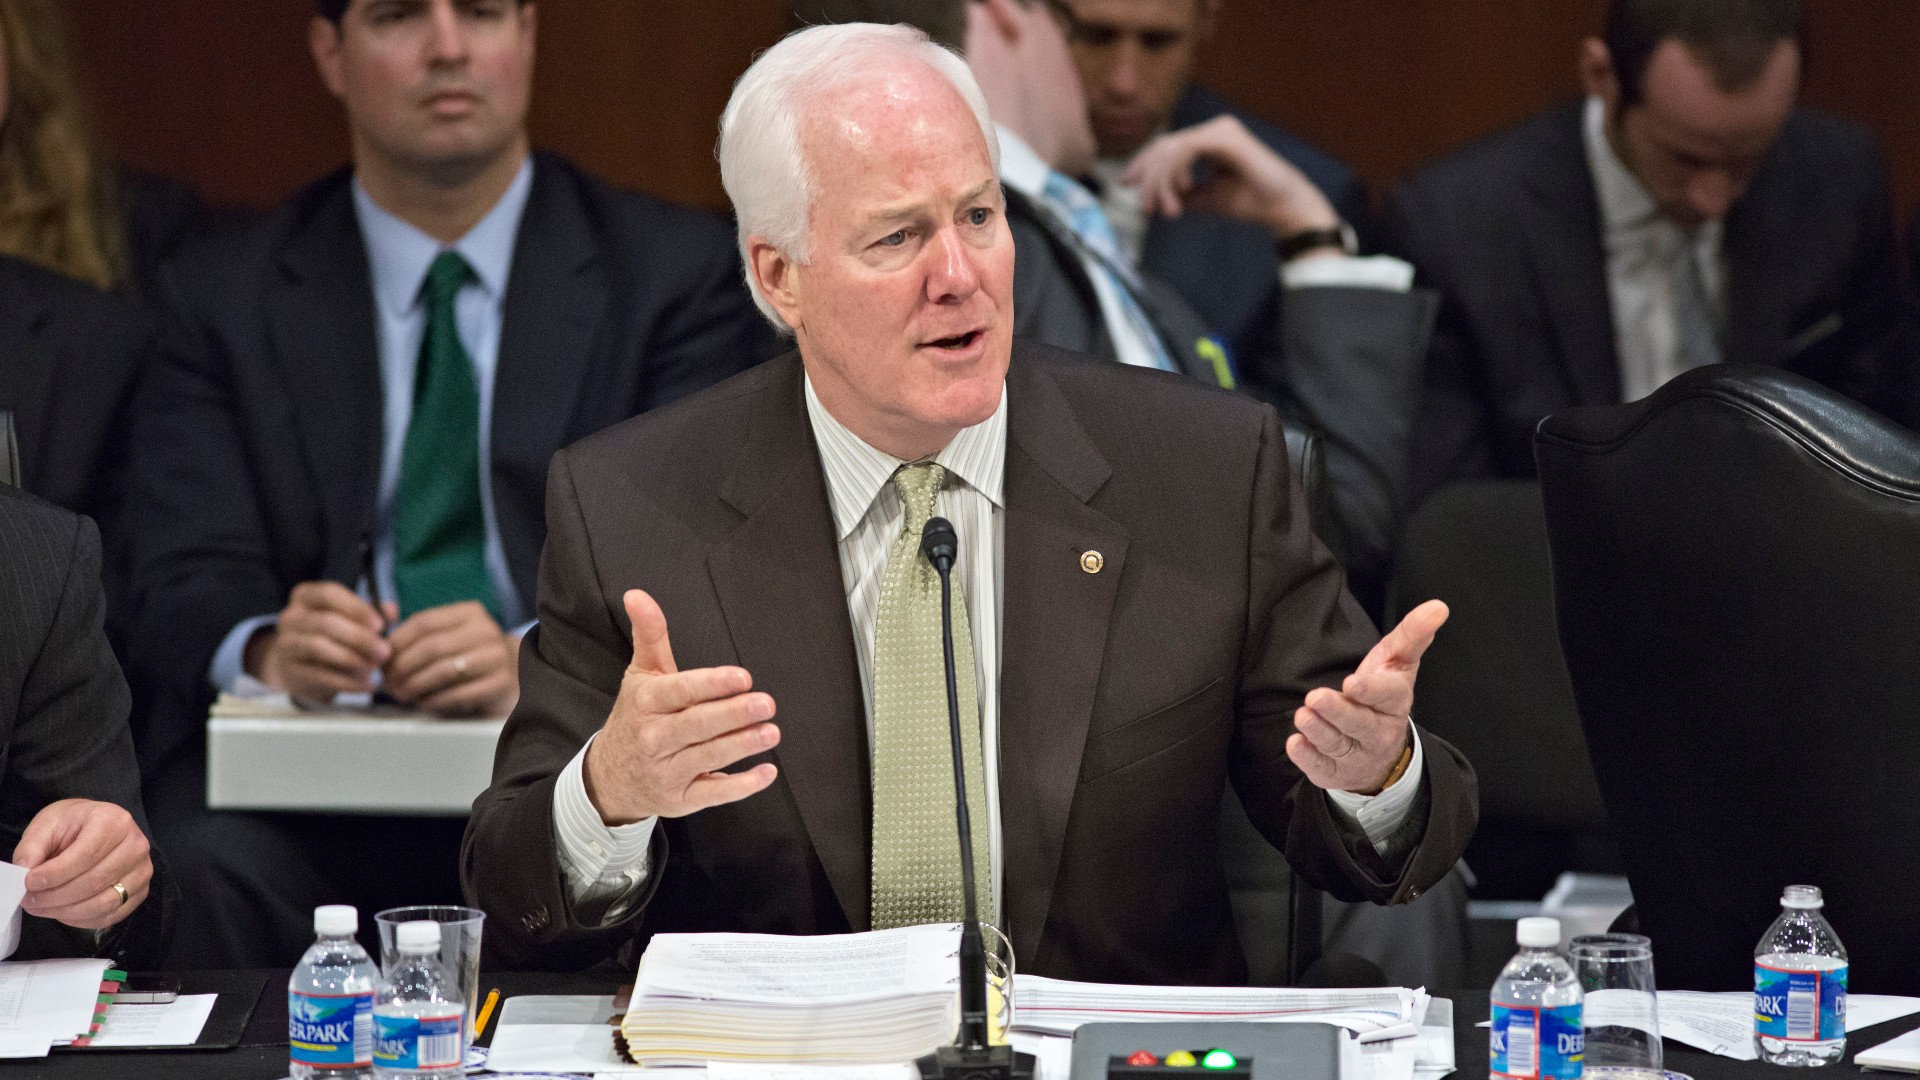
[[126, 0, 774, 968], [1390, 0, 1905, 507]]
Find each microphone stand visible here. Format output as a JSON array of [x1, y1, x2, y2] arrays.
[[917, 517, 1034, 1080]]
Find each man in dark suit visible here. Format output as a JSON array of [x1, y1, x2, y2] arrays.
[[1063, 0, 1377, 385], [0, 256, 152, 619], [0, 486, 174, 967], [464, 23, 1475, 984], [799, 0, 1434, 612], [1389, 0, 1903, 504], [127, 0, 771, 966]]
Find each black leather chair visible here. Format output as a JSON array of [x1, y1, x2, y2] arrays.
[[1387, 481, 1612, 898], [0, 409, 17, 488], [1536, 363, 1920, 994]]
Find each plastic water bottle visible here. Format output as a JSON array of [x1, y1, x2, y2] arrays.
[[1755, 885, 1849, 1066], [373, 920, 466, 1080], [1491, 917, 1584, 1080], [289, 904, 376, 1080]]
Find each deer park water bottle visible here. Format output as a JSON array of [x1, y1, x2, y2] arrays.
[[289, 904, 376, 1080], [1754, 885, 1848, 1066], [373, 920, 466, 1080], [1492, 917, 1584, 1080]]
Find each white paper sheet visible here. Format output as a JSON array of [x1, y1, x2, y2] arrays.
[[0, 863, 26, 961], [635, 924, 959, 1004], [1647, 991, 1920, 1061], [1858, 1026, 1920, 1072], [89, 993, 217, 1047], [0, 957, 111, 1054]]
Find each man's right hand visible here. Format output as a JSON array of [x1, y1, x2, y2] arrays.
[[246, 581, 391, 704], [583, 589, 780, 827]]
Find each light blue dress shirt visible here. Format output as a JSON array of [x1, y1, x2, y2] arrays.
[[209, 158, 537, 693]]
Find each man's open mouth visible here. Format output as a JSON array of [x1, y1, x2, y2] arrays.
[[926, 330, 984, 351]]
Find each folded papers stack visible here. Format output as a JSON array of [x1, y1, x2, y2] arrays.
[[620, 923, 961, 1067]]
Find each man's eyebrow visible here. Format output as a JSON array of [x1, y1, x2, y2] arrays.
[[858, 181, 999, 229], [957, 179, 999, 205]]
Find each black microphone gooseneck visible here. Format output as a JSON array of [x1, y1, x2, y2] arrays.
[[916, 516, 1032, 1080]]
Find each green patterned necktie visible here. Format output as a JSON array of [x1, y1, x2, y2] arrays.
[[393, 250, 498, 620], [869, 463, 992, 929]]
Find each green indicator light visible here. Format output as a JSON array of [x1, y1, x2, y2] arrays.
[[1202, 1049, 1237, 1069]]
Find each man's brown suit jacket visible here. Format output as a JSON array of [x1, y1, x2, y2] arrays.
[[464, 343, 1477, 984]]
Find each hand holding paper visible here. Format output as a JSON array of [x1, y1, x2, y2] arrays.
[[13, 799, 151, 930]]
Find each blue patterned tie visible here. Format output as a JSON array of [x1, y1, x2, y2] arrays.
[[1038, 171, 1179, 374]]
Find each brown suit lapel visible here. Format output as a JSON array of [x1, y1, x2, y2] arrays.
[[705, 356, 872, 931], [998, 355, 1129, 964]]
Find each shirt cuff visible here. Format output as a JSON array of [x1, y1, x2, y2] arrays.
[[1281, 254, 1414, 293], [553, 734, 657, 909], [1325, 721, 1425, 852], [209, 614, 279, 693], [510, 619, 537, 640]]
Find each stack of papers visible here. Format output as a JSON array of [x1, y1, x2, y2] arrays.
[[621, 924, 962, 1067], [1008, 977, 1454, 1080], [1656, 991, 1920, 1060], [0, 958, 113, 1057]]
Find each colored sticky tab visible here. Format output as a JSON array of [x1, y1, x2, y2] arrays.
[[103, 969, 127, 982]]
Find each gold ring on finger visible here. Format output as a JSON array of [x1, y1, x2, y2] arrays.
[[111, 881, 129, 905], [452, 654, 468, 677], [1330, 735, 1359, 760]]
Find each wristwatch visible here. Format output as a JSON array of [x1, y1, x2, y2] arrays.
[[1277, 221, 1358, 262]]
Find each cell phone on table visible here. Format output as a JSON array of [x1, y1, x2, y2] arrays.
[[117, 975, 181, 1004]]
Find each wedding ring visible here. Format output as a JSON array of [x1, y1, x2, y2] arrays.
[[1330, 735, 1359, 760], [111, 882, 129, 905], [452, 654, 469, 677]]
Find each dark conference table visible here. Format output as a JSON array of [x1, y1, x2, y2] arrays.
[[11, 976, 1920, 1079]]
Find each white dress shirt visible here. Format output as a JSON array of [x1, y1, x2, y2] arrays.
[[1583, 96, 1727, 402], [207, 159, 538, 692], [551, 375, 1428, 924]]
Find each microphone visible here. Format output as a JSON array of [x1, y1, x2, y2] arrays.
[[916, 517, 1033, 1080]]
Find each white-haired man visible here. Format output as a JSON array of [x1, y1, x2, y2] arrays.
[[463, 23, 1477, 984]]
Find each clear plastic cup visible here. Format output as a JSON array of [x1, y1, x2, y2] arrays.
[[1571, 933, 1663, 1080], [375, 906, 484, 1054]]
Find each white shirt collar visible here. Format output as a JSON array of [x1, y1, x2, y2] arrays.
[[803, 372, 1008, 542], [1583, 96, 1665, 239], [994, 124, 1051, 201], [353, 156, 535, 319]]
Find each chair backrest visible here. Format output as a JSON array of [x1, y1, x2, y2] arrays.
[[0, 409, 18, 488], [1387, 479, 1609, 890], [1536, 363, 1920, 994], [1221, 419, 1328, 986]]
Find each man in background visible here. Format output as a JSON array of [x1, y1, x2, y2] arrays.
[[1390, 0, 1904, 505], [128, 0, 772, 966]]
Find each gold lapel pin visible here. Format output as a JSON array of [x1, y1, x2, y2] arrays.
[[1080, 550, 1104, 574]]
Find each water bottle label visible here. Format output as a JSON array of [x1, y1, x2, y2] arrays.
[[1755, 963, 1847, 1042], [374, 1010, 464, 1070], [1491, 1002, 1584, 1079], [288, 990, 372, 1067]]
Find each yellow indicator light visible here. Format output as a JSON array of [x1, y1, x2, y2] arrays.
[[1165, 1050, 1198, 1067]]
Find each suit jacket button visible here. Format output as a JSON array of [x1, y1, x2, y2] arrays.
[[1405, 887, 1422, 902], [1080, 550, 1104, 574], [523, 904, 550, 933]]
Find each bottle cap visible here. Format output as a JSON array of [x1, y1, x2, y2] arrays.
[[397, 920, 442, 954], [1516, 916, 1562, 948], [314, 905, 358, 937], [1781, 885, 1824, 909]]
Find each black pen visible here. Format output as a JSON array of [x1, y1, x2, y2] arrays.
[[359, 531, 392, 635]]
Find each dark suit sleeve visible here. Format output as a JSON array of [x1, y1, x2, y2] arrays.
[[3, 513, 176, 966], [122, 270, 290, 780], [1383, 185, 1499, 509], [1230, 406, 1476, 905], [463, 449, 663, 970], [634, 224, 783, 413], [1269, 285, 1438, 610]]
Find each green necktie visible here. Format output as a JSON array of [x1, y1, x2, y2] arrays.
[[393, 250, 498, 620], [869, 463, 992, 929]]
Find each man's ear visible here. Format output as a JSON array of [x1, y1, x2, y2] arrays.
[[749, 239, 804, 332], [979, 0, 1025, 46], [309, 15, 348, 100], [1578, 37, 1620, 107]]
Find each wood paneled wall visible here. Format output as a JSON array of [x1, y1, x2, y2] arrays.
[[62, 1, 1920, 223]]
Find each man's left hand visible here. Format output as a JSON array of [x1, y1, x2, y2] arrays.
[[14, 800, 152, 931], [384, 601, 520, 716], [1121, 114, 1344, 243], [1288, 599, 1449, 794]]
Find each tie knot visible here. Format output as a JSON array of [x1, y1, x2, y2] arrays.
[[891, 462, 946, 533], [422, 250, 473, 307]]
